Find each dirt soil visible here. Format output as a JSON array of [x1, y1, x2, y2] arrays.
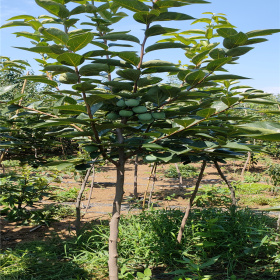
[[0, 160, 271, 250]]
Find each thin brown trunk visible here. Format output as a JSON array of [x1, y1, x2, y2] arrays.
[[142, 163, 156, 210], [0, 149, 7, 174], [175, 163, 183, 189], [214, 161, 237, 206], [276, 213, 280, 242], [108, 129, 125, 280], [83, 165, 95, 216], [75, 164, 94, 235], [133, 155, 139, 198], [177, 160, 206, 243], [148, 163, 157, 208], [241, 151, 251, 181]]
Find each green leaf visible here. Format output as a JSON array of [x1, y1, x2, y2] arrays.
[[44, 65, 75, 73], [206, 57, 232, 71], [211, 101, 228, 112], [185, 70, 205, 86], [141, 60, 175, 68], [103, 81, 133, 91], [117, 51, 140, 66], [154, 12, 194, 21], [1, 21, 30, 29], [7, 14, 35, 21], [67, 32, 94, 52], [173, 118, 196, 128], [191, 50, 210, 65], [39, 27, 69, 44], [92, 59, 133, 68], [70, 4, 86, 15], [207, 74, 250, 81], [35, 0, 70, 18], [196, 108, 216, 118], [226, 46, 254, 57], [209, 48, 226, 59], [98, 33, 140, 44], [86, 94, 115, 106], [216, 28, 238, 38], [79, 63, 109, 76], [155, 1, 190, 8], [142, 66, 181, 74], [262, 206, 280, 212], [143, 86, 169, 106], [54, 105, 87, 113], [72, 82, 96, 92], [14, 46, 55, 54], [246, 29, 280, 38], [83, 50, 112, 57], [13, 31, 41, 42], [192, 17, 212, 25], [221, 97, 240, 106], [137, 76, 162, 87], [0, 85, 17, 95], [142, 143, 164, 150], [242, 99, 277, 105], [57, 53, 84, 66], [145, 25, 179, 37], [244, 38, 268, 45], [145, 42, 188, 53], [133, 12, 157, 24], [223, 32, 248, 49], [19, 75, 57, 87], [116, 69, 141, 81], [112, 0, 149, 13]]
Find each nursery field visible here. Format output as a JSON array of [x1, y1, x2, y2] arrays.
[[1, 156, 280, 280], [1, 0, 280, 279]]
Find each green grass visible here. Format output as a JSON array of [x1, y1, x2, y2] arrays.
[[235, 182, 273, 195], [1, 208, 279, 280], [165, 164, 198, 179], [50, 186, 80, 202]]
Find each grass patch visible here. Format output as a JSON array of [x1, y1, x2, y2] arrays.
[[165, 164, 198, 179], [235, 183, 273, 195], [50, 186, 80, 202], [1, 208, 279, 279]]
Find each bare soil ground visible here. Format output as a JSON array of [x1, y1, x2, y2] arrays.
[[0, 160, 272, 250]]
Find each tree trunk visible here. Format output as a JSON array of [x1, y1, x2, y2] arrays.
[[175, 163, 183, 189], [133, 155, 139, 198], [276, 213, 280, 242], [108, 159, 125, 280], [75, 164, 93, 235], [83, 165, 95, 216], [148, 163, 157, 208], [142, 163, 156, 210], [177, 160, 206, 243], [108, 128, 125, 280], [0, 149, 7, 174], [241, 151, 251, 181], [214, 161, 237, 206]]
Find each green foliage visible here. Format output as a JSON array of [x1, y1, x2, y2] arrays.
[[165, 164, 198, 179], [235, 182, 272, 195], [264, 143, 280, 158], [268, 164, 280, 187], [2, 208, 279, 279], [243, 171, 263, 183], [193, 185, 232, 207], [51, 186, 80, 202], [0, 165, 51, 222]]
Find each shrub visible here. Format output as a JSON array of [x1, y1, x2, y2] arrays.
[[165, 164, 198, 179]]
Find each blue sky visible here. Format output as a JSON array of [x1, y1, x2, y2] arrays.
[[1, 0, 280, 94]]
